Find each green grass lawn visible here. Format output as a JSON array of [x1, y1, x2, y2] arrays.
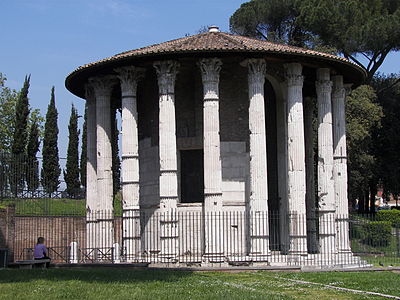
[[0, 269, 399, 300], [0, 198, 123, 216]]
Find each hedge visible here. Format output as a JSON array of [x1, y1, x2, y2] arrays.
[[361, 221, 392, 247], [377, 210, 400, 228]]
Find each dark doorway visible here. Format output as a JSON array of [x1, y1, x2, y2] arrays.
[[180, 150, 204, 203]]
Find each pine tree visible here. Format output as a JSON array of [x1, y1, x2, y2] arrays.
[[11, 75, 30, 194], [41, 87, 61, 195], [64, 104, 80, 197], [26, 120, 40, 192], [80, 105, 87, 188]]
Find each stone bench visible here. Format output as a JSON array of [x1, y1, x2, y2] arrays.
[[14, 259, 50, 269]]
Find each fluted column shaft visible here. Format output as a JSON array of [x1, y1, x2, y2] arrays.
[[284, 63, 308, 255], [247, 59, 270, 256], [115, 66, 145, 261], [90, 76, 116, 211], [154, 60, 179, 261], [85, 85, 98, 250], [332, 76, 351, 253], [316, 68, 336, 254], [154, 60, 179, 209], [85, 85, 98, 212], [90, 75, 117, 250], [199, 58, 223, 209], [199, 58, 224, 259]]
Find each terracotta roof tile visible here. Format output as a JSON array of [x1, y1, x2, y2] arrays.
[[66, 31, 366, 97], [72, 32, 356, 73]]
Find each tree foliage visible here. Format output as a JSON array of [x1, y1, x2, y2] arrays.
[[64, 104, 80, 197], [41, 87, 61, 194], [230, 0, 307, 46], [297, 0, 400, 83], [346, 85, 383, 206], [372, 74, 400, 198], [0, 73, 43, 154], [26, 120, 40, 192], [0, 73, 18, 153], [230, 0, 400, 82], [11, 75, 30, 156]]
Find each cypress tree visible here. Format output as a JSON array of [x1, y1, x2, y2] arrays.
[[64, 104, 80, 197], [80, 105, 87, 188], [11, 75, 30, 194], [41, 87, 61, 195], [12, 75, 30, 155], [26, 120, 40, 192]]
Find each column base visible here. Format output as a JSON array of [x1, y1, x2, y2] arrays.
[[203, 253, 225, 263]]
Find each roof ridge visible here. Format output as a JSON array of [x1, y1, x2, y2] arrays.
[[115, 32, 205, 57]]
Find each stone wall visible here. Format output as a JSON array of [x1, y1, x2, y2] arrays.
[[12, 215, 122, 262], [138, 138, 249, 208], [0, 206, 15, 261]]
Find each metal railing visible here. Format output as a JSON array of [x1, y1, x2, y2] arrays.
[[11, 209, 400, 267]]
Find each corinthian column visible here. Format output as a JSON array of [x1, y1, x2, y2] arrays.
[[284, 63, 308, 256], [89, 75, 117, 250], [316, 68, 336, 254], [332, 76, 351, 253], [85, 84, 98, 250], [198, 58, 224, 260], [115, 66, 145, 261], [153, 60, 179, 261], [247, 59, 270, 257]]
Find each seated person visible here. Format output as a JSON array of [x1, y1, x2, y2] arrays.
[[33, 237, 51, 267]]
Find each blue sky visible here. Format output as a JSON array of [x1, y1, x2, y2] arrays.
[[1, 0, 399, 161]]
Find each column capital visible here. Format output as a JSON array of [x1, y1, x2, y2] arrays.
[[332, 75, 345, 100], [153, 60, 179, 95], [114, 66, 145, 97], [198, 58, 222, 84], [344, 83, 353, 96], [316, 68, 332, 94], [88, 75, 118, 98], [284, 63, 303, 87], [84, 84, 95, 102], [316, 80, 333, 94], [248, 58, 266, 85]]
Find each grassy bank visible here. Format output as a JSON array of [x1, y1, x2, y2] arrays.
[[0, 269, 399, 299]]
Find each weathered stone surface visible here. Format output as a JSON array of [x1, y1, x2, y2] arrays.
[[115, 66, 145, 261], [89, 75, 117, 249], [85, 84, 98, 250], [247, 58, 270, 256], [332, 76, 351, 253], [154, 60, 180, 209], [199, 58, 224, 258], [284, 63, 307, 255], [154, 60, 180, 260], [316, 68, 336, 254], [198, 58, 223, 209]]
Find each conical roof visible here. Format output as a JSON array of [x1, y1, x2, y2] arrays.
[[66, 30, 365, 97]]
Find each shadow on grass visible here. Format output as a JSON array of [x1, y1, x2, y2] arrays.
[[0, 268, 194, 284]]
